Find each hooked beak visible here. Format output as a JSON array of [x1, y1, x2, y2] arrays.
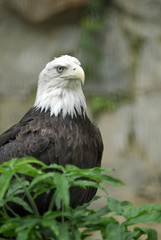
[[72, 65, 85, 84]]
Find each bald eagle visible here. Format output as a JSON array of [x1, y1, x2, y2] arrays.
[[0, 55, 103, 215]]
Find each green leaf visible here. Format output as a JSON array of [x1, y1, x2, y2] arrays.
[[16, 217, 40, 233], [17, 228, 30, 240], [44, 163, 65, 172], [100, 174, 124, 186], [124, 203, 161, 219], [58, 223, 69, 240], [72, 180, 107, 194], [79, 207, 113, 227], [15, 157, 46, 168], [54, 173, 70, 209], [68, 170, 124, 186], [91, 166, 114, 172], [0, 158, 18, 169], [14, 164, 42, 177], [102, 222, 126, 240], [108, 197, 124, 215], [41, 217, 59, 237], [0, 219, 19, 236], [32, 185, 50, 199], [29, 172, 55, 189], [134, 227, 157, 240], [0, 171, 13, 201], [6, 178, 29, 197], [125, 211, 161, 225], [125, 231, 140, 240], [108, 197, 132, 215], [65, 165, 113, 174], [70, 225, 82, 240], [8, 197, 33, 214], [72, 180, 99, 188]]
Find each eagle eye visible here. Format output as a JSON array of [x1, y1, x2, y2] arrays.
[[56, 66, 65, 73]]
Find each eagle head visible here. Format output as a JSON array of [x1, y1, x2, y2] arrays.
[[34, 55, 87, 118]]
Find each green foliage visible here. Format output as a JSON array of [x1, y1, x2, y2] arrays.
[[88, 96, 117, 116], [80, 0, 104, 48], [78, 0, 105, 81], [0, 157, 160, 239], [88, 95, 131, 116]]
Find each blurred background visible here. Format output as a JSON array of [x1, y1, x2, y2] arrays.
[[1, 0, 161, 237]]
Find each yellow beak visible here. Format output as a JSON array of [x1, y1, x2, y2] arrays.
[[73, 65, 85, 84]]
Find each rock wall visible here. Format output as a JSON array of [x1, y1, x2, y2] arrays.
[[98, 0, 161, 204], [6, 0, 88, 23]]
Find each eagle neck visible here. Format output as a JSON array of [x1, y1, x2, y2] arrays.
[[34, 82, 87, 118]]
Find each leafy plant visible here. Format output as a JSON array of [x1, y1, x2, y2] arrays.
[[87, 95, 132, 117], [78, 0, 105, 82], [0, 157, 160, 239]]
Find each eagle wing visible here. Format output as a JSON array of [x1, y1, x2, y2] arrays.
[[70, 121, 103, 207], [0, 108, 55, 164]]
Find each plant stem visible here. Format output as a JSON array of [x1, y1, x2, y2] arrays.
[[5, 203, 20, 218], [14, 172, 40, 216], [48, 190, 57, 211], [2, 206, 9, 217]]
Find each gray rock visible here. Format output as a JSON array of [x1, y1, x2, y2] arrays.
[[135, 40, 161, 92], [85, 11, 131, 95], [100, 13, 131, 94], [0, 13, 80, 96], [98, 95, 161, 201], [6, 0, 88, 23], [98, 105, 148, 193], [123, 16, 161, 38], [115, 0, 161, 20], [133, 94, 161, 171]]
